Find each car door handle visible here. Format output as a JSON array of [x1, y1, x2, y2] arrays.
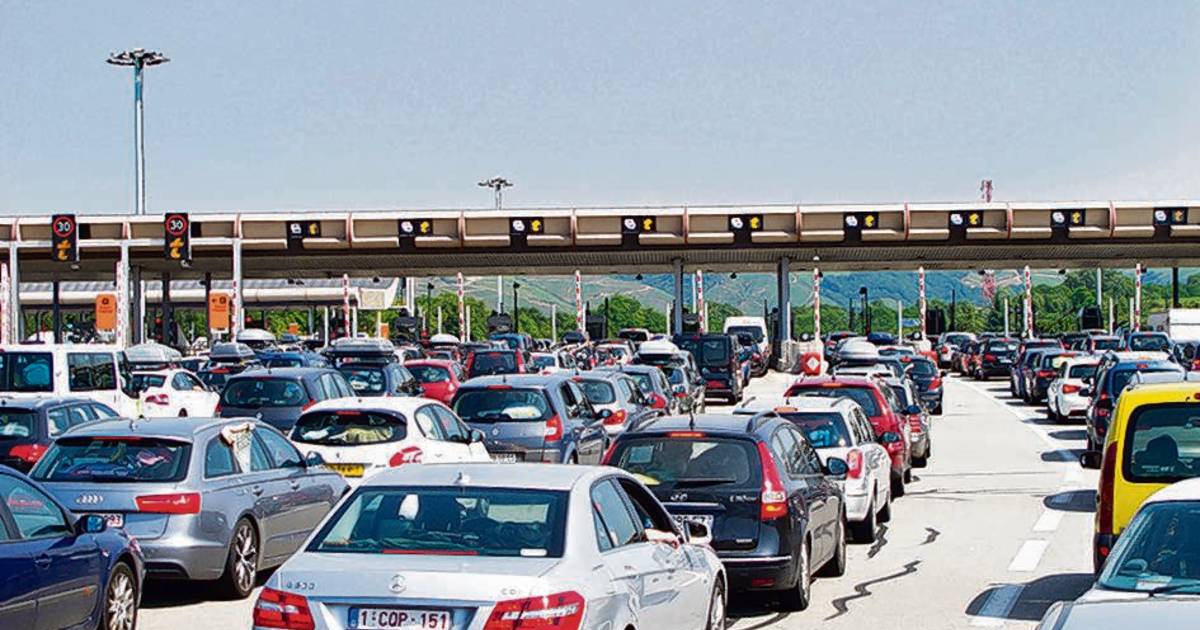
[[251, 485, 264, 496], [289, 480, 301, 490], [35, 555, 51, 569]]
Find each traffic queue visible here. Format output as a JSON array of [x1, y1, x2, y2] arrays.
[[928, 328, 1200, 628], [0, 316, 946, 630]]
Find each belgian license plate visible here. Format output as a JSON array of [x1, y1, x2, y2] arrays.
[[671, 514, 713, 531], [95, 513, 124, 528], [349, 608, 451, 630], [327, 463, 366, 478], [491, 453, 518, 464]]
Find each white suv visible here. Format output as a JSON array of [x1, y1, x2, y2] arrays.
[[0, 344, 141, 417]]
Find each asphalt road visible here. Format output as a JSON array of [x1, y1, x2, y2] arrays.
[[139, 373, 1098, 629]]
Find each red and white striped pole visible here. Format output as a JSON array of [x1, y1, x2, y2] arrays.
[[696, 270, 706, 332], [1134, 263, 1143, 332], [1023, 265, 1033, 338], [574, 270, 584, 334], [812, 267, 822, 341], [456, 272, 466, 338], [918, 266, 927, 340], [0, 263, 8, 345], [342, 274, 351, 338]]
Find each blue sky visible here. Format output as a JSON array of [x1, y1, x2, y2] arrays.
[[3, 1, 1199, 215]]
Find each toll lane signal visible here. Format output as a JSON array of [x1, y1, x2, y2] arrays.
[[51, 214, 78, 263], [728, 214, 764, 233], [1154, 207, 1189, 226], [164, 212, 191, 262], [399, 218, 435, 239], [622, 216, 657, 234], [287, 220, 322, 241], [1051, 209, 1086, 229], [509, 217, 546, 236]]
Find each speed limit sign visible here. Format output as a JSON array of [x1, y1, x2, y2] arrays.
[[163, 212, 191, 262]]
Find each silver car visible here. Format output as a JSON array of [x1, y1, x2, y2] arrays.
[[254, 463, 726, 630], [30, 416, 348, 598]]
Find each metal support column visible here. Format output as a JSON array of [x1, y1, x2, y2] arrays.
[[231, 238, 243, 337], [1173, 267, 1181, 308], [52, 279, 62, 343], [130, 266, 144, 344], [672, 259, 684, 335], [161, 272, 172, 345], [776, 257, 791, 343], [7, 245, 19, 343]]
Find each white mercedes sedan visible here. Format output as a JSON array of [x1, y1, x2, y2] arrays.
[[253, 463, 727, 630]]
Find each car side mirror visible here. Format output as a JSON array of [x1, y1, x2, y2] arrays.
[[304, 451, 326, 468], [879, 431, 901, 445], [469, 429, 486, 443], [823, 456, 849, 480], [1079, 451, 1102, 469], [685, 520, 712, 546], [77, 513, 107, 535]]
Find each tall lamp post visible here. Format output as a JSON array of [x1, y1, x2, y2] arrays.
[[106, 48, 169, 216], [512, 282, 521, 334], [478, 177, 512, 211], [425, 281, 435, 332], [859, 286, 870, 335]]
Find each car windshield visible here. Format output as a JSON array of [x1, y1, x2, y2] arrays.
[[408, 365, 450, 384], [778, 412, 852, 448], [0, 352, 53, 393], [788, 385, 881, 416], [221, 378, 308, 408], [292, 411, 407, 445], [609, 436, 760, 493], [1130, 335, 1171, 352], [470, 352, 518, 376], [578, 380, 616, 404], [1099, 501, 1200, 593], [453, 388, 551, 422], [529, 355, 556, 370], [1123, 403, 1200, 483], [727, 326, 763, 342], [310, 487, 568, 558], [0, 410, 36, 439], [338, 365, 387, 395], [675, 338, 730, 366], [32, 437, 191, 482], [1069, 364, 1099, 379]]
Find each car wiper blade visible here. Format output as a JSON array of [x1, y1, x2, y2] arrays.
[[674, 477, 738, 488], [1148, 581, 1200, 596]]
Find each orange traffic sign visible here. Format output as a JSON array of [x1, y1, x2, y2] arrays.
[[95, 293, 117, 331], [209, 292, 231, 330]]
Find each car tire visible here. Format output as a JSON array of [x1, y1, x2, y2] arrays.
[[103, 561, 138, 630], [933, 402, 943, 415], [818, 515, 847, 577], [891, 473, 906, 498], [778, 540, 811, 612], [218, 518, 259, 599], [705, 580, 726, 630], [878, 485, 892, 523], [851, 500, 877, 543], [913, 452, 928, 468]]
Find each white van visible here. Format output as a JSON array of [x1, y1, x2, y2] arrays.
[[724, 316, 770, 357], [0, 344, 141, 417]]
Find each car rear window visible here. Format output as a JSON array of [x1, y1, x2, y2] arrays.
[[469, 352, 518, 376], [309, 487, 568, 558], [453, 388, 552, 422], [292, 410, 407, 445], [1093, 338, 1121, 350], [608, 436, 761, 493], [132, 374, 166, 390], [221, 377, 308, 408], [628, 372, 654, 394], [778, 412, 851, 449], [675, 338, 731, 366], [726, 326, 764, 342], [32, 437, 191, 482], [529, 355, 556, 371], [577, 380, 616, 404], [337, 365, 387, 395], [1069, 364, 1098, 379], [265, 357, 304, 368], [787, 385, 881, 416], [1129, 336, 1170, 352], [1110, 368, 1182, 395], [0, 352, 53, 393], [0, 410, 36, 439], [1123, 403, 1200, 484], [408, 365, 450, 384], [987, 341, 1018, 352], [907, 359, 937, 376]]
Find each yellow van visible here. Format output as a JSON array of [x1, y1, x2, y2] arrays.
[[1087, 379, 1200, 572]]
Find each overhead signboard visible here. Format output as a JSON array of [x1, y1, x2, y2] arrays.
[[164, 212, 191, 262], [51, 214, 78, 263]]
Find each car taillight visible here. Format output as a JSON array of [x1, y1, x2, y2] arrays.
[[135, 492, 201, 514], [649, 393, 667, 410], [389, 446, 424, 467], [1063, 384, 1081, 394], [928, 377, 942, 389], [1098, 441, 1118, 537], [1037, 369, 1055, 378], [253, 587, 315, 630], [603, 409, 628, 427], [301, 399, 316, 411], [544, 415, 564, 441], [213, 401, 222, 414], [846, 448, 863, 480], [983, 354, 997, 362], [7, 443, 48, 464], [1192, 359, 1200, 371], [756, 442, 788, 521], [484, 591, 585, 630], [706, 379, 724, 388], [145, 393, 170, 406]]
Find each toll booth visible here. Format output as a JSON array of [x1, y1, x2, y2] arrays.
[[487, 313, 514, 335], [926, 308, 946, 336], [585, 314, 607, 341], [681, 313, 701, 334], [1078, 306, 1103, 331], [390, 315, 423, 343]]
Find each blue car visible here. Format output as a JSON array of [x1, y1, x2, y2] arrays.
[[0, 465, 144, 630]]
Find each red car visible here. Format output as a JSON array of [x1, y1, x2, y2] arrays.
[[404, 359, 465, 404], [785, 375, 913, 496]]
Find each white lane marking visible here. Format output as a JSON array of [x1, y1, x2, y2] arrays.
[[1007, 540, 1050, 572], [970, 584, 1023, 627], [1033, 509, 1065, 533]]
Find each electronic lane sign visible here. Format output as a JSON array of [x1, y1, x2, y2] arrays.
[[509, 216, 545, 246], [51, 214, 78, 263], [622, 216, 657, 234], [164, 212, 191, 262], [843, 211, 879, 242], [398, 218, 435, 248]]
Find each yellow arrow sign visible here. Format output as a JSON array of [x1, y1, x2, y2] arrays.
[[531, 219, 543, 233], [968, 212, 982, 226], [307, 223, 319, 236], [419, 221, 431, 234], [863, 215, 875, 228], [749, 216, 761, 229], [56, 248, 68, 261], [168, 237, 185, 260], [642, 218, 654, 231], [1071, 211, 1082, 224]]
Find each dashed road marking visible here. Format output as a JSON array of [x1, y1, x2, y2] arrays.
[[1008, 539, 1050, 572]]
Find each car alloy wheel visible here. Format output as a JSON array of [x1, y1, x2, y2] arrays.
[[706, 581, 726, 630], [234, 523, 258, 593], [105, 563, 137, 630]]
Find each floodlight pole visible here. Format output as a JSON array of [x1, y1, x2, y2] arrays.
[[107, 49, 169, 215]]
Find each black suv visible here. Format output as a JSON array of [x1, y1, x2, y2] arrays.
[[603, 413, 848, 611], [672, 334, 744, 403]]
